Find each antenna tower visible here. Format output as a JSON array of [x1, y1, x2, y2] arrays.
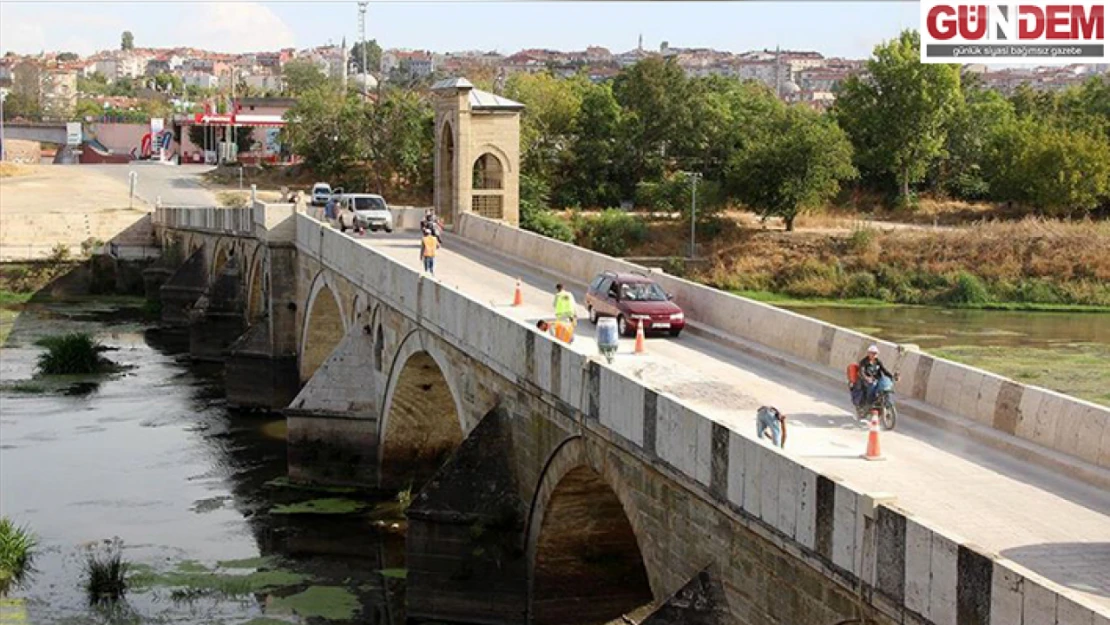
[[358, 1, 369, 94]]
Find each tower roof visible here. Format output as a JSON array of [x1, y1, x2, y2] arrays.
[[468, 89, 524, 111], [431, 77, 474, 91], [432, 77, 524, 110]]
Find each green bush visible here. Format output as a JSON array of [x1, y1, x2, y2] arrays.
[[777, 258, 839, 286], [521, 209, 574, 243], [0, 517, 37, 596], [1014, 279, 1063, 304], [578, 209, 647, 257], [946, 271, 992, 305], [35, 333, 110, 375], [844, 271, 879, 299], [847, 227, 877, 254], [782, 275, 843, 299]]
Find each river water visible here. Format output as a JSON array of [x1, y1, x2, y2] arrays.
[[0, 299, 405, 625]]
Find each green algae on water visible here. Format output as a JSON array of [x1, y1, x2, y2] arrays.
[[270, 498, 367, 515], [378, 568, 407, 579], [217, 556, 277, 570], [270, 586, 360, 621], [264, 476, 357, 495], [239, 618, 297, 625], [129, 562, 308, 597]]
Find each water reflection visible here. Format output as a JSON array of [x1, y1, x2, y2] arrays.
[[0, 302, 405, 624]]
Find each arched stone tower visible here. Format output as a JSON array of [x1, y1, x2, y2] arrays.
[[432, 77, 523, 227]]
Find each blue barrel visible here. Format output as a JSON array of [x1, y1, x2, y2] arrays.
[[597, 317, 619, 351]]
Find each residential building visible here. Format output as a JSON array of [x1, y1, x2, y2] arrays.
[[40, 68, 77, 119], [182, 71, 219, 90], [242, 73, 284, 93]]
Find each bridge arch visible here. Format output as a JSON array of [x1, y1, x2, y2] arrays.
[[378, 329, 465, 490], [527, 437, 655, 625], [211, 237, 233, 281], [299, 270, 349, 382], [246, 246, 267, 323]]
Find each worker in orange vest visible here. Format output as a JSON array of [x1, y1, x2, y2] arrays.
[[536, 319, 574, 344], [420, 227, 439, 275]]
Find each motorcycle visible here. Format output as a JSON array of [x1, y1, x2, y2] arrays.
[[848, 364, 898, 430], [864, 375, 898, 431]]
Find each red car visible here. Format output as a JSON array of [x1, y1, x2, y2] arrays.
[[585, 271, 686, 337]]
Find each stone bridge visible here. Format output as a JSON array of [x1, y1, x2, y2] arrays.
[[146, 203, 1110, 625]]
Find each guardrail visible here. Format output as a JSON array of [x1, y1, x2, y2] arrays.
[[153, 206, 254, 235]]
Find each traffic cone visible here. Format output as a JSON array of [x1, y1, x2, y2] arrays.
[[634, 320, 646, 354], [512, 279, 523, 307], [862, 413, 886, 461]]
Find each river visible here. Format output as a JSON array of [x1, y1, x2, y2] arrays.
[[0, 298, 405, 624]]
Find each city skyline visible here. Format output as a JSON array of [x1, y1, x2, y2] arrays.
[[1, 1, 921, 59]]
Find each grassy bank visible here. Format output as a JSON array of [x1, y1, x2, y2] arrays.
[[613, 216, 1110, 309], [734, 290, 1110, 313]]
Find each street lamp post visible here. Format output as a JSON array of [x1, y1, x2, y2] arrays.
[[686, 172, 702, 259]]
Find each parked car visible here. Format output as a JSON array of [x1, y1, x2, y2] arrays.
[[336, 193, 394, 233], [311, 182, 333, 206], [585, 271, 685, 337]]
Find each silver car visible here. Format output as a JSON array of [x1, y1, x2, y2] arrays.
[[336, 194, 394, 233]]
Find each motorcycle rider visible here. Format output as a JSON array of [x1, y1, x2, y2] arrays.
[[857, 345, 896, 408]]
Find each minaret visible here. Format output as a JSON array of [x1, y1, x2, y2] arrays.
[[774, 44, 783, 98], [341, 36, 349, 88], [638, 34, 643, 52]]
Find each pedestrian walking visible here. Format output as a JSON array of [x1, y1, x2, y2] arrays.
[[553, 283, 577, 326], [756, 406, 787, 448], [420, 227, 439, 275]]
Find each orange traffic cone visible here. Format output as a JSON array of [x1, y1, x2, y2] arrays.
[[512, 279, 523, 307], [634, 320, 646, 354], [862, 413, 885, 461]]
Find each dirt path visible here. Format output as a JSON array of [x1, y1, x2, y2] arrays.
[[0, 165, 151, 261]]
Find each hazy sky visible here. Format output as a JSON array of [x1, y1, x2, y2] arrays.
[[0, 1, 921, 59]]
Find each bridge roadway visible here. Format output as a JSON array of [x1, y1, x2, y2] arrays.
[[357, 229, 1110, 614]]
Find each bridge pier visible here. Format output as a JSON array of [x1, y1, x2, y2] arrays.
[[188, 254, 246, 362], [284, 323, 387, 485], [158, 246, 206, 328], [226, 242, 300, 410], [405, 407, 528, 625]]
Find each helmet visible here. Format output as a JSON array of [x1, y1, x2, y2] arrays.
[[867, 345, 879, 354]]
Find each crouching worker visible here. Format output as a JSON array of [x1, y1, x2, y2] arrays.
[[756, 405, 787, 448], [536, 319, 574, 344]]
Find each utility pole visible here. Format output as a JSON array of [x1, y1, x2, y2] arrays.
[[687, 172, 702, 259]]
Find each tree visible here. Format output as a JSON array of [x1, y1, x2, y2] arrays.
[[729, 106, 858, 231], [280, 87, 362, 181], [562, 82, 623, 207], [504, 72, 587, 185], [349, 40, 382, 74], [2, 91, 40, 121], [982, 118, 1110, 215], [935, 82, 1015, 199], [282, 59, 329, 96], [356, 88, 434, 195], [612, 57, 690, 189], [121, 31, 134, 51], [833, 30, 960, 204], [56, 52, 79, 62], [73, 99, 104, 120]]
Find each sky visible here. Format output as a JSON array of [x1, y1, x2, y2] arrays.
[[0, 1, 922, 59]]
